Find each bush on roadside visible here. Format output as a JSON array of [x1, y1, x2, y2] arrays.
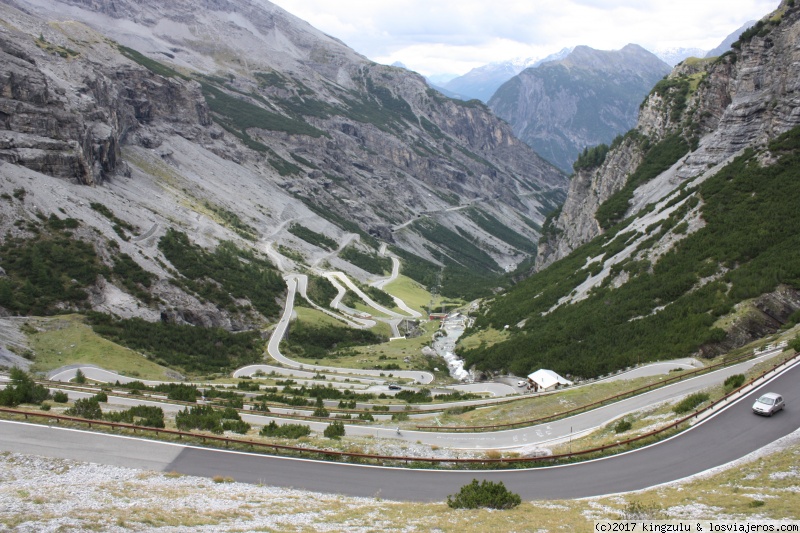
[[52, 391, 69, 403], [673, 392, 710, 414], [614, 419, 633, 433], [65, 398, 103, 420], [391, 411, 409, 422], [222, 419, 251, 434], [259, 421, 311, 439], [446, 479, 521, 510], [0, 368, 51, 407], [323, 420, 346, 439], [313, 406, 330, 418], [104, 405, 165, 428], [723, 374, 746, 393]]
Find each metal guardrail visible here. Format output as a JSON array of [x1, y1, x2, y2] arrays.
[[33, 379, 455, 417], [28, 381, 377, 424], [415, 350, 776, 432], [31, 372, 472, 422], [3, 350, 796, 467]]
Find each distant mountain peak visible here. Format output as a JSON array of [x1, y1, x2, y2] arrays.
[[649, 46, 707, 66], [488, 44, 671, 173], [441, 47, 572, 103]]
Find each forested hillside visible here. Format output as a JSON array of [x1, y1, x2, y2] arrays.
[[463, 127, 800, 378]]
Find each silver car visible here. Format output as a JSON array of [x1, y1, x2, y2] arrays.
[[752, 392, 785, 416]]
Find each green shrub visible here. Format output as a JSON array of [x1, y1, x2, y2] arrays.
[[175, 405, 224, 434], [221, 419, 251, 434], [304, 275, 339, 307], [323, 420, 346, 439], [104, 405, 165, 428], [391, 411, 409, 422], [614, 419, 633, 433], [673, 392, 710, 414], [93, 392, 108, 403], [596, 133, 690, 229], [174, 404, 250, 434], [154, 383, 199, 402], [410, 218, 501, 276], [446, 479, 521, 510], [52, 391, 69, 403], [65, 398, 103, 420], [389, 245, 499, 300], [359, 284, 395, 309], [395, 388, 433, 404], [111, 253, 155, 303], [620, 500, 665, 520], [259, 421, 311, 439], [203, 201, 258, 240], [74, 369, 87, 384], [723, 374, 746, 393], [198, 81, 325, 141], [118, 45, 186, 79], [464, 208, 538, 254], [0, 368, 51, 407]]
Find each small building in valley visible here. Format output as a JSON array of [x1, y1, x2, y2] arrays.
[[526, 369, 573, 392]]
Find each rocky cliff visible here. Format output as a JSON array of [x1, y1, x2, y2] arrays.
[[0, 0, 567, 333], [537, 1, 800, 270], [488, 44, 671, 174]]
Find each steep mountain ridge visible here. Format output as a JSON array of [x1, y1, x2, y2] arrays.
[[537, 2, 800, 269], [488, 44, 671, 173], [0, 0, 567, 335], [462, 1, 800, 378]]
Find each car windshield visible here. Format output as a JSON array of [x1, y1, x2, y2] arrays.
[[758, 396, 775, 405]]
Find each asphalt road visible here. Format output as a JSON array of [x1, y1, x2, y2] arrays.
[[2, 359, 797, 501], [36, 348, 789, 451]]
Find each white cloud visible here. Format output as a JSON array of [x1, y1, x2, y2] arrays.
[[269, 0, 780, 76]]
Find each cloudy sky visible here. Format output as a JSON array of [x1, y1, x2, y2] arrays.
[[269, 0, 779, 79]]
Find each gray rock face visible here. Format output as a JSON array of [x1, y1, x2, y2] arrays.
[[537, 2, 800, 269], [0, 0, 568, 330], [0, 20, 212, 185], [488, 44, 671, 173], [536, 136, 644, 271], [705, 285, 800, 357], [7, 0, 567, 271]]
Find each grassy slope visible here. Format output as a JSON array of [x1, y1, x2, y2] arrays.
[[288, 310, 440, 375], [27, 315, 174, 380], [382, 274, 452, 315]]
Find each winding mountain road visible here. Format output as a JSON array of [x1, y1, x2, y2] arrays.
[[2, 359, 797, 501], [240, 275, 435, 385]]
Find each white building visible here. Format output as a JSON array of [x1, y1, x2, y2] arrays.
[[526, 369, 573, 392]]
